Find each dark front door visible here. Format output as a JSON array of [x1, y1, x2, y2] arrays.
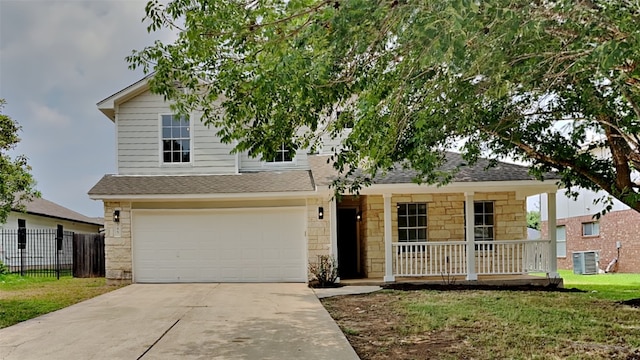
[[337, 208, 359, 279]]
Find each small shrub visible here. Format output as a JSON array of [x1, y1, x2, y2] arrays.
[[309, 255, 339, 288], [0, 260, 8, 275]]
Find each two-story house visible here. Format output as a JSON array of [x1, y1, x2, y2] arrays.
[[541, 191, 640, 273], [90, 77, 561, 285]]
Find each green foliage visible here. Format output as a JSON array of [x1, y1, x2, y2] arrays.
[[129, 0, 640, 212], [0, 276, 121, 328], [0, 99, 39, 223], [526, 211, 541, 230], [309, 254, 339, 287], [0, 260, 8, 275]]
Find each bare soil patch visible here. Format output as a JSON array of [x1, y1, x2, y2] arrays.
[[322, 289, 640, 360]]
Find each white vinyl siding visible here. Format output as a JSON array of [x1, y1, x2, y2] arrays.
[[116, 91, 237, 175], [239, 150, 309, 171]]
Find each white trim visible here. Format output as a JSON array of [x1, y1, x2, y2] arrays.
[[90, 191, 319, 201], [158, 113, 194, 167], [317, 180, 558, 197], [464, 192, 477, 281], [383, 193, 395, 282], [547, 191, 559, 278], [97, 76, 151, 121], [261, 143, 298, 167], [330, 198, 338, 261], [114, 105, 120, 172]]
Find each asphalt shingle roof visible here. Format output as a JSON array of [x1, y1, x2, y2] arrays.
[[88, 171, 316, 197], [14, 197, 103, 226], [308, 152, 555, 186]]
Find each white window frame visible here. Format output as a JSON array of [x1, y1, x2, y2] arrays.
[[464, 201, 495, 250], [582, 222, 600, 237], [263, 143, 296, 166], [158, 113, 194, 166], [556, 225, 567, 258], [397, 203, 428, 242]]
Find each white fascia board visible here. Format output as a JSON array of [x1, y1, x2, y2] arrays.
[[314, 180, 559, 197], [89, 190, 319, 202], [96, 76, 152, 121]]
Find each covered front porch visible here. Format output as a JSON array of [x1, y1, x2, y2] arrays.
[[327, 185, 560, 285]]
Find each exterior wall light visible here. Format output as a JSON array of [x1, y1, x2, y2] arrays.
[[113, 210, 120, 223], [356, 211, 362, 222], [318, 207, 324, 220]]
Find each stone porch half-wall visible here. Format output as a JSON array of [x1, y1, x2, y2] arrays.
[[361, 192, 527, 278], [103, 201, 133, 285]]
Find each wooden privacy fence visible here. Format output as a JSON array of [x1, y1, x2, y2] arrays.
[[73, 233, 105, 278]]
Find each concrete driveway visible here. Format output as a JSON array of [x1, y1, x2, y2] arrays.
[[0, 283, 359, 360]]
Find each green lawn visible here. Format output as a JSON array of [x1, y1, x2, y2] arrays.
[[325, 270, 640, 359], [554, 269, 640, 300], [0, 274, 123, 329]]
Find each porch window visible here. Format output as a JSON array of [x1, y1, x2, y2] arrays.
[[397, 203, 427, 242], [582, 222, 599, 237], [265, 143, 294, 163], [556, 225, 566, 257], [464, 201, 495, 250], [161, 114, 191, 163]]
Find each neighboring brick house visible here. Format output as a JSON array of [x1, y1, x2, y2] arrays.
[[89, 76, 561, 285], [541, 191, 640, 273]]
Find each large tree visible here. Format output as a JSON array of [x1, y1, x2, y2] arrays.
[[0, 99, 38, 223], [128, 0, 640, 212]]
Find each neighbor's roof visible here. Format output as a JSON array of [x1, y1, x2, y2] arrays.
[[14, 197, 103, 226], [308, 152, 558, 187], [88, 171, 316, 198]]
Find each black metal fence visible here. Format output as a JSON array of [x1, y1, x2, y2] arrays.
[[0, 227, 73, 278]]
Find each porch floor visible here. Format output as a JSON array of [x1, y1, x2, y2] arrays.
[[340, 274, 563, 288]]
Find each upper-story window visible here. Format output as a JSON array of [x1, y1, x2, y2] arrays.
[[582, 222, 599, 236], [161, 114, 190, 163], [265, 143, 294, 163]]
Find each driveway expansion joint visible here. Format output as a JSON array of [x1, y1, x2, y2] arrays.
[[136, 319, 180, 360]]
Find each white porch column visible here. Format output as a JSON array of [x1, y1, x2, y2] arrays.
[[383, 193, 395, 282], [547, 191, 559, 278], [465, 192, 477, 281], [330, 198, 339, 282]]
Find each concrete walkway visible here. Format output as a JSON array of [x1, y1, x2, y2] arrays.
[[0, 283, 359, 360], [313, 286, 381, 299]]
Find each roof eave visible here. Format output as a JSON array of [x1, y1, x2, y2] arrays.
[[12, 210, 104, 227], [96, 75, 152, 122], [88, 190, 320, 201], [316, 179, 561, 199]]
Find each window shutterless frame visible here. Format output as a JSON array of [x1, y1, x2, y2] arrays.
[[158, 113, 194, 166], [263, 143, 296, 166]]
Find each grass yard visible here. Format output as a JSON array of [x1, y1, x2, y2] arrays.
[[323, 271, 640, 360], [0, 274, 123, 329]]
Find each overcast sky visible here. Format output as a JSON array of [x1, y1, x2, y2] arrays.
[[0, 0, 175, 217]]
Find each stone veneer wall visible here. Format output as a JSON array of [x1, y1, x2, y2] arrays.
[[361, 192, 527, 278], [361, 196, 385, 278], [306, 197, 332, 275], [104, 201, 133, 285]]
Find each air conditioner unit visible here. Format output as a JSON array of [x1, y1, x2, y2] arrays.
[[573, 251, 599, 275]]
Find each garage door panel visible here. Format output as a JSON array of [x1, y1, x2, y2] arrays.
[[132, 208, 306, 283]]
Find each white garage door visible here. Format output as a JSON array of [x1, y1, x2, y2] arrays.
[[132, 208, 307, 283]]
